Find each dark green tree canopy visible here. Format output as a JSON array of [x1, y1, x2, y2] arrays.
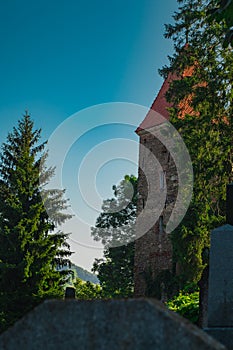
[[160, 0, 233, 284], [0, 114, 72, 331], [91, 175, 137, 298], [91, 175, 137, 248], [208, 0, 233, 46]]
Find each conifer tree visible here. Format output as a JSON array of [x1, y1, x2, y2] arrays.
[[208, 0, 233, 46], [0, 114, 72, 330], [160, 0, 233, 284]]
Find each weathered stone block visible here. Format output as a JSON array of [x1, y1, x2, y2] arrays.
[[0, 299, 226, 350], [207, 224, 233, 328], [205, 328, 233, 350]]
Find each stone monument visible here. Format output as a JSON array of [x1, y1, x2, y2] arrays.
[[204, 183, 233, 349], [0, 299, 226, 350]]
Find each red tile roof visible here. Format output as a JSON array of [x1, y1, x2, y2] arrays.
[[136, 66, 196, 134], [136, 73, 174, 133]]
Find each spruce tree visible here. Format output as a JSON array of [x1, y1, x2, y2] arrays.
[[208, 0, 233, 47], [160, 0, 233, 285], [0, 114, 72, 330]]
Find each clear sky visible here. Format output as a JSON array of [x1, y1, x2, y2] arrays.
[[0, 0, 178, 271]]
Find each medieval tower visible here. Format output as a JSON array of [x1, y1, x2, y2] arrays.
[[134, 69, 193, 298]]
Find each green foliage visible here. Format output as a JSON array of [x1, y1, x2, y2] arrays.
[[74, 278, 103, 300], [0, 114, 72, 332], [160, 0, 233, 286], [143, 268, 178, 300], [167, 289, 199, 324], [93, 242, 134, 298], [91, 175, 137, 298], [208, 0, 233, 47], [91, 175, 137, 247], [71, 263, 99, 284]]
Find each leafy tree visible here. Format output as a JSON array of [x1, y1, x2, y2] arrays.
[[160, 0, 233, 285], [91, 175, 137, 298], [167, 288, 199, 324], [91, 175, 137, 248], [0, 114, 72, 332], [93, 242, 134, 298], [74, 278, 103, 300]]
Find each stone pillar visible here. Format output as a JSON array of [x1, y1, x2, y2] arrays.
[[198, 265, 209, 328], [226, 183, 233, 225], [65, 286, 76, 299], [205, 224, 233, 349]]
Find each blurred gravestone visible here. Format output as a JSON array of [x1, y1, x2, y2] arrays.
[[0, 299, 225, 350], [65, 286, 75, 299], [226, 183, 233, 225], [204, 184, 233, 348], [205, 224, 233, 348]]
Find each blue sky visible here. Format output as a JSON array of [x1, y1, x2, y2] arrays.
[[0, 0, 178, 271]]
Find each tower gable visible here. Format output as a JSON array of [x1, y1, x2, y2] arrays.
[[136, 73, 174, 134]]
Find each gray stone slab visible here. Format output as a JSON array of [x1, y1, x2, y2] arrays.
[[205, 327, 233, 350], [208, 225, 233, 327], [0, 299, 226, 350]]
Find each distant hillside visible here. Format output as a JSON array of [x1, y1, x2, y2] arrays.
[[71, 263, 99, 284]]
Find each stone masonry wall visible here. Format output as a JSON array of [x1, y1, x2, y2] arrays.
[[134, 126, 178, 297]]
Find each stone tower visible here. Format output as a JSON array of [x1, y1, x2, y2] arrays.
[[134, 70, 193, 298]]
